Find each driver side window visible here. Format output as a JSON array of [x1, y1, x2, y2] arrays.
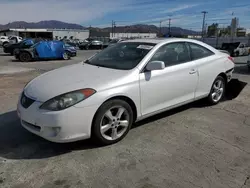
[[150, 42, 191, 67]]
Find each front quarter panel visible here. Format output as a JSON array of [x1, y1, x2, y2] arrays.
[[74, 69, 141, 119]]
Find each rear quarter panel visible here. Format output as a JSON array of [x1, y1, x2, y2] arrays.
[[194, 54, 228, 98]]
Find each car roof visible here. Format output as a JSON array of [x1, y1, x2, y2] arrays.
[[122, 38, 204, 44], [121, 37, 219, 54]]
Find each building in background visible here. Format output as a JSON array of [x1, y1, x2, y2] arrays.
[[0, 28, 89, 40], [110, 32, 157, 39], [231, 17, 239, 37]]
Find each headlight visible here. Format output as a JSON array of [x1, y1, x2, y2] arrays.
[[39, 88, 96, 111]]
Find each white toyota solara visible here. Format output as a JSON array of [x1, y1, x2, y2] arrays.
[[17, 38, 234, 145]]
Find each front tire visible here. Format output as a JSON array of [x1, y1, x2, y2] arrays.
[[92, 99, 133, 145], [207, 76, 226, 105], [19, 52, 32, 62]]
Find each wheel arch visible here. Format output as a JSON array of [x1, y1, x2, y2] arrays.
[[218, 72, 228, 84], [91, 95, 138, 131]]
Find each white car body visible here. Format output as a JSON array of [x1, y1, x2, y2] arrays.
[[234, 42, 250, 56], [0, 36, 9, 46], [17, 38, 234, 143]]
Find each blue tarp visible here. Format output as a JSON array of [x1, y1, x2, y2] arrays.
[[35, 41, 65, 58], [23, 39, 34, 45]]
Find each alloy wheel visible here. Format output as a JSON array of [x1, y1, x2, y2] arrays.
[[100, 106, 130, 141], [211, 79, 224, 103]]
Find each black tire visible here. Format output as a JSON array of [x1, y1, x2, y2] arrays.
[[19, 52, 32, 62], [235, 51, 239, 57], [248, 66, 250, 72], [92, 99, 133, 145], [3, 42, 8, 47], [207, 76, 226, 105]]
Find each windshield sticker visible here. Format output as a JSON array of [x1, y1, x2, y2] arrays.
[[137, 45, 154, 50]]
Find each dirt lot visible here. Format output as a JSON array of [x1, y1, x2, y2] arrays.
[[0, 53, 250, 187]]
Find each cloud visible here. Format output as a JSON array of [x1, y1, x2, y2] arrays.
[[160, 4, 199, 14], [0, 0, 133, 24]]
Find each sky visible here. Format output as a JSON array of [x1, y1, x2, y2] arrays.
[[0, 0, 250, 31]]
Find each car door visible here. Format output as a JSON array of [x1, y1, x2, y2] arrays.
[[139, 42, 198, 116], [186, 42, 219, 98]]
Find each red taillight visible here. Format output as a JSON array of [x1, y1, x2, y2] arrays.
[[228, 56, 234, 63]]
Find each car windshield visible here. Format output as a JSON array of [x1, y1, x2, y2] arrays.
[[64, 43, 71, 47], [85, 42, 156, 70], [110, 39, 119, 43]]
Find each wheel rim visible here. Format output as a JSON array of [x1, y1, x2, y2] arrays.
[[63, 53, 68, 59], [100, 106, 130, 141], [211, 79, 224, 102]]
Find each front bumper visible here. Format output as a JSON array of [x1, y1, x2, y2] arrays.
[[225, 68, 234, 82], [17, 93, 99, 143]]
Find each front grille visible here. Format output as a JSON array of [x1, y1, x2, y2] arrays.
[[21, 92, 35, 108]]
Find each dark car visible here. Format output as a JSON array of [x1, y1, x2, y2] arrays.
[[3, 39, 36, 55], [79, 38, 103, 50], [220, 42, 240, 57], [16, 41, 77, 62]]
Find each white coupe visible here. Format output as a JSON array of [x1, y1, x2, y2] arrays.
[[17, 38, 234, 145]]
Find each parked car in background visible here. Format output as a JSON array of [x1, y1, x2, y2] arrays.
[[247, 49, 250, 71], [79, 38, 103, 50], [0, 36, 9, 46], [9, 36, 23, 44], [0, 35, 22, 47], [61, 39, 80, 47], [17, 38, 234, 145], [16, 41, 76, 62], [3, 38, 35, 55], [107, 38, 124, 47], [221, 42, 249, 57]]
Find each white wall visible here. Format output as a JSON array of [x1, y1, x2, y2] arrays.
[[50, 30, 89, 40], [110, 33, 157, 39], [195, 36, 250, 48]]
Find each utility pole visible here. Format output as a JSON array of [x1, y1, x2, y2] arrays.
[[111, 20, 114, 38], [201, 11, 208, 41], [168, 18, 171, 36], [159, 21, 162, 37], [113, 21, 116, 38]]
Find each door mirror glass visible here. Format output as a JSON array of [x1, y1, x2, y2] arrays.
[[146, 61, 165, 71]]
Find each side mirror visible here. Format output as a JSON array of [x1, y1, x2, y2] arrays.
[[145, 61, 165, 71]]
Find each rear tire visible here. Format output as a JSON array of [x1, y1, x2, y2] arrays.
[[92, 99, 133, 145], [19, 52, 32, 62], [62, 52, 70, 60], [207, 76, 226, 105]]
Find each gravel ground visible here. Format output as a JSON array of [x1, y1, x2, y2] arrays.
[[0, 50, 250, 188]]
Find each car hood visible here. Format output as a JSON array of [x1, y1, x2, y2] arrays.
[[24, 63, 131, 102]]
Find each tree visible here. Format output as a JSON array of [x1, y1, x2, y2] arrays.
[[207, 23, 218, 37]]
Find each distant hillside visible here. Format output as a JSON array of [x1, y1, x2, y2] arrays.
[[0, 21, 199, 36], [0, 20, 85, 29], [90, 24, 199, 36]]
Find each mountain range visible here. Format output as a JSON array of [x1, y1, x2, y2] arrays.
[[0, 20, 199, 36]]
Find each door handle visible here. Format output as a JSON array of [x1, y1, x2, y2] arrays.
[[189, 69, 197, 74]]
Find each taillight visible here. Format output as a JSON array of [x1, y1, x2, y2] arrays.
[[228, 56, 234, 63]]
